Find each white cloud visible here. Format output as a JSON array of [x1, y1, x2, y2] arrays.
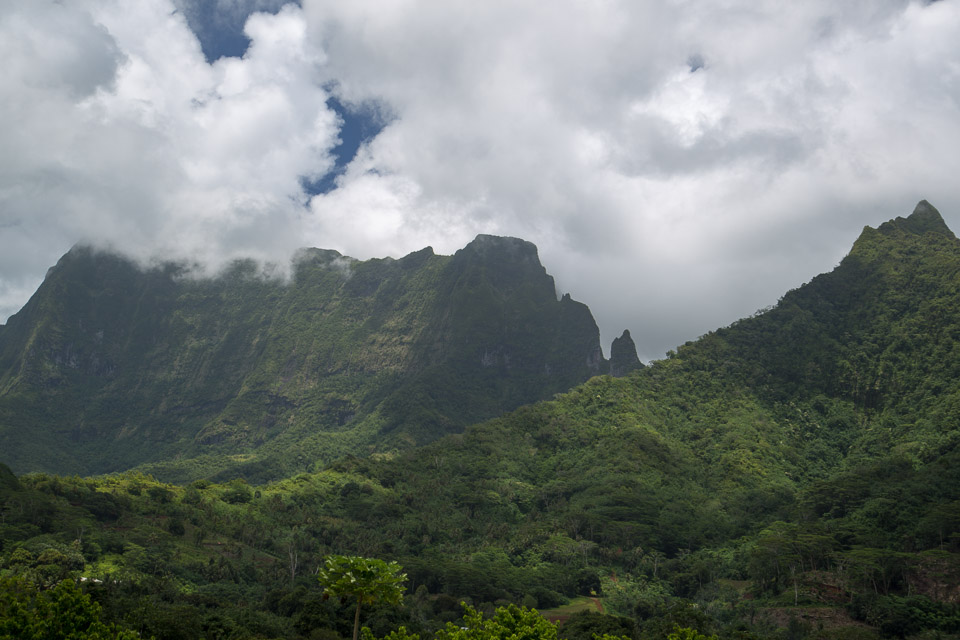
[[300, 0, 960, 359], [0, 0, 337, 319], [3, 0, 960, 362]]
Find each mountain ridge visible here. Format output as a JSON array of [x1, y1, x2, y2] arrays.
[[0, 233, 630, 482]]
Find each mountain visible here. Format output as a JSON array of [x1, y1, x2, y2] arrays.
[[270, 200, 959, 628], [0, 235, 623, 482], [609, 329, 643, 377], [284, 200, 960, 614], [0, 202, 958, 640]]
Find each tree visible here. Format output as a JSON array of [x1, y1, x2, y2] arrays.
[[317, 555, 407, 640], [666, 628, 719, 640], [434, 603, 558, 640], [0, 577, 138, 639], [559, 611, 634, 640]]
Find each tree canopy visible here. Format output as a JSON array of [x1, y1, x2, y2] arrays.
[[318, 555, 407, 640]]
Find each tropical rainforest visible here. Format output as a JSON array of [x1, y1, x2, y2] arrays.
[[1, 201, 959, 639]]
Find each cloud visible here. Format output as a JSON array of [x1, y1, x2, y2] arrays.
[[2, 0, 960, 363], [300, 0, 960, 359], [0, 0, 337, 319]]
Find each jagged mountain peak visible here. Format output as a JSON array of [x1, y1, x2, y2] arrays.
[[294, 246, 347, 263], [609, 329, 643, 377], [462, 234, 540, 258], [876, 199, 954, 238], [849, 200, 956, 260], [450, 234, 555, 299], [703, 200, 960, 419]]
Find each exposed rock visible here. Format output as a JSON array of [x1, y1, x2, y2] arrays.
[[609, 329, 642, 377]]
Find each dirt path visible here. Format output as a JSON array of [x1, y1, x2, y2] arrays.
[[590, 597, 604, 614]]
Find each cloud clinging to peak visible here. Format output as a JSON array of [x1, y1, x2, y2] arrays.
[[301, 0, 960, 357], [0, 1, 337, 312], [2, 0, 960, 360]]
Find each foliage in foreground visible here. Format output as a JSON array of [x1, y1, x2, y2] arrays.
[[357, 602, 719, 640], [0, 577, 137, 640], [319, 555, 407, 640], [433, 603, 558, 640]]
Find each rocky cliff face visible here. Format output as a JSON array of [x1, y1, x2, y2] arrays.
[[609, 329, 643, 377], [0, 235, 629, 482]]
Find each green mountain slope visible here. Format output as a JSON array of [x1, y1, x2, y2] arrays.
[[276, 199, 960, 618], [1, 202, 959, 640], [0, 235, 618, 482]]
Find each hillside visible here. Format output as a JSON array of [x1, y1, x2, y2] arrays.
[[0, 202, 958, 640], [0, 235, 627, 483]]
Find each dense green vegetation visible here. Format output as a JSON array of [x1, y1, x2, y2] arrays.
[[0, 576, 138, 639], [1, 202, 959, 638]]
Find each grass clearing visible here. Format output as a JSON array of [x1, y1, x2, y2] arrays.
[[539, 596, 603, 623]]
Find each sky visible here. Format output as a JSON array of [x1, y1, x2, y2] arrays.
[[2, 0, 959, 361]]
